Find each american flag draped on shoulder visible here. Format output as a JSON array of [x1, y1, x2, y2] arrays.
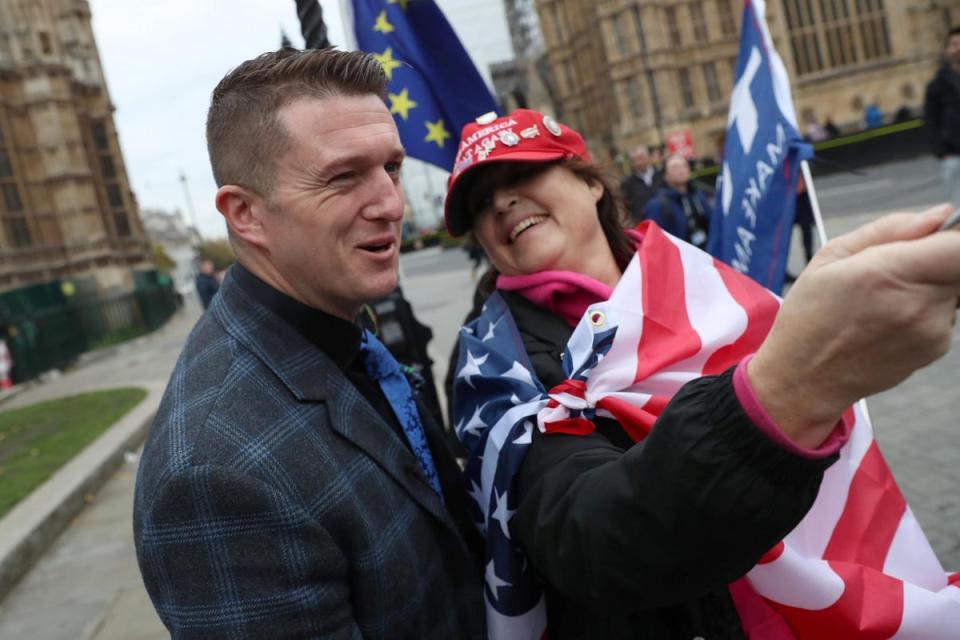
[[707, 0, 813, 295], [351, 0, 498, 171], [453, 221, 960, 639]]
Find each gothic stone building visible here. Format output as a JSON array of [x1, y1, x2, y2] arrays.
[[535, 0, 960, 162], [0, 0, 149, 293]]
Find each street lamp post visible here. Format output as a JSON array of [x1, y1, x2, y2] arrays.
[[179, 171, 200, 243]]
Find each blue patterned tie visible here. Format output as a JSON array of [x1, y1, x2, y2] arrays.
[[360, 329, 443, 498]]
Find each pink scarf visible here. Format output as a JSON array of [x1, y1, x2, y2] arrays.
[[495, 229, 643, 326]]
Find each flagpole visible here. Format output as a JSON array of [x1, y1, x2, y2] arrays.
[[800, 160, 828, 248], [799, 159, 875, 424]]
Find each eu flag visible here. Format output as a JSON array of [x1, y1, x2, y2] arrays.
[[706, 0, 813, 294], [351, 0, 498, 171]]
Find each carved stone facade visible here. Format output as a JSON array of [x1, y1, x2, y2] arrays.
[[497, 0, 558, 115], [535, 0, 960, 162], [0, 0, 149, 293]]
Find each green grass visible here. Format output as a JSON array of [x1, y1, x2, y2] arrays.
[[0, 387, 147, 519]]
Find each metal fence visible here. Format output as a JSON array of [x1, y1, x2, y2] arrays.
[[1, 277, 180, 384]]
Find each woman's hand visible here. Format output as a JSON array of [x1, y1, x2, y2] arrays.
[[749, 204, 960, 448]]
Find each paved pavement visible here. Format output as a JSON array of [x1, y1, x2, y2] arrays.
[[810, 154, 944, 218], [0, 155, 957, 637], [0, 300, 202, 639]]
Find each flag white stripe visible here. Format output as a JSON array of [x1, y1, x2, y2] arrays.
[[781, 405, 873, 558], [747, 544, 844, 609], [580, 255, 643, 399], [892, 581, 960, 639], [485, 593, 547, 640], [664, 233, 751, 379], [884, 508, 949, 591], [481, 398, 547, 522]]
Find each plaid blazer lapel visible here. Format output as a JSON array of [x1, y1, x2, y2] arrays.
[[324, 374, 452, 527], [213, 268, 453, 528]]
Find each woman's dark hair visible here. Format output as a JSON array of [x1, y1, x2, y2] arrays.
[[476, 158, 635, 296], [565, 158, 636, 267]]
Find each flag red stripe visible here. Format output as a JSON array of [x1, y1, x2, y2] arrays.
[[548, 379, 587, 398], [542, 418, 596, 436], [772, 562, 904, 639], [758, 541, 786, 565], [596, 396, 654, 442], [703, 258, 779, 375], [728, 577, 796, 640], [823, 441, 906, 568], [634, 223, 701, 382]]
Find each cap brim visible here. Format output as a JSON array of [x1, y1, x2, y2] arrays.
[[444, 151, 569, 236]]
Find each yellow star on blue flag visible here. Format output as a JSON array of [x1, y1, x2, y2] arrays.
[[389, 88, 417, 120], [373, 10, 394, 34], [373, 47, 403, 80], [352, 0, 498, 170], [424, 119, 451, 148]]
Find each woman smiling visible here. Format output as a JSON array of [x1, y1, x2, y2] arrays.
[[446, 109, 960, 639]]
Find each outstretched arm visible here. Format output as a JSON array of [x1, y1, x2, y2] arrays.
[[750, 205, 960, 448]]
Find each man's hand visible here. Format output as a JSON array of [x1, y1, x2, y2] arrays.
[[749, 205, 960, 448]]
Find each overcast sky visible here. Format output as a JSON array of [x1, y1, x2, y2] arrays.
[[88, 0, 513, 238]]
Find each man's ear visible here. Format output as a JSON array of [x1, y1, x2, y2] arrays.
[[216, 185, 269, 249]]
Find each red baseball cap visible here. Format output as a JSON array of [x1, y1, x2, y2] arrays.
[[444, 109, 591, 236]]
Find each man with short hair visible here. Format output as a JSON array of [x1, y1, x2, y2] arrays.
[[134, 48, 484, 639], [620, 145, 662, 225], [924, 26, 960, 210], [643, 154, 712, 249]]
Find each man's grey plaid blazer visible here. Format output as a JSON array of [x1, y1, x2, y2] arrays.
[[134, 269, 484, 639]]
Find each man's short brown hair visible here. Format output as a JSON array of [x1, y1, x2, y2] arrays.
[[206, 48, 388, 199]]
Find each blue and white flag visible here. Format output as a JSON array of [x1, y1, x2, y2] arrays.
[[351, 0, 499, 171], [454, 293, 549, 639], [707, 0, 813, 294]]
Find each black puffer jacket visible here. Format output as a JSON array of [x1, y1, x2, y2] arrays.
[[924, 64, 960, 157], [500, 291, 839, 640]]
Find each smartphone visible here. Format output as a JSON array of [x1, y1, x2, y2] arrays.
[[940, 208, 960, 231]]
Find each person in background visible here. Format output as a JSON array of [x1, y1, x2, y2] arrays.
[[806, 120, 829, 142], [924, 25, 960, 211], [893, 104, 914, 123], [462, 233, 488, 280], [823, 116, 841, 138], [642, 153, 712, 249], [785, 173, 817, 283], [194, 258, 219, 309], [134, 48, 483, 639], [863, 101, 884, 129], [649, 144, 665, 172], [620, 145, 662, 225]]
